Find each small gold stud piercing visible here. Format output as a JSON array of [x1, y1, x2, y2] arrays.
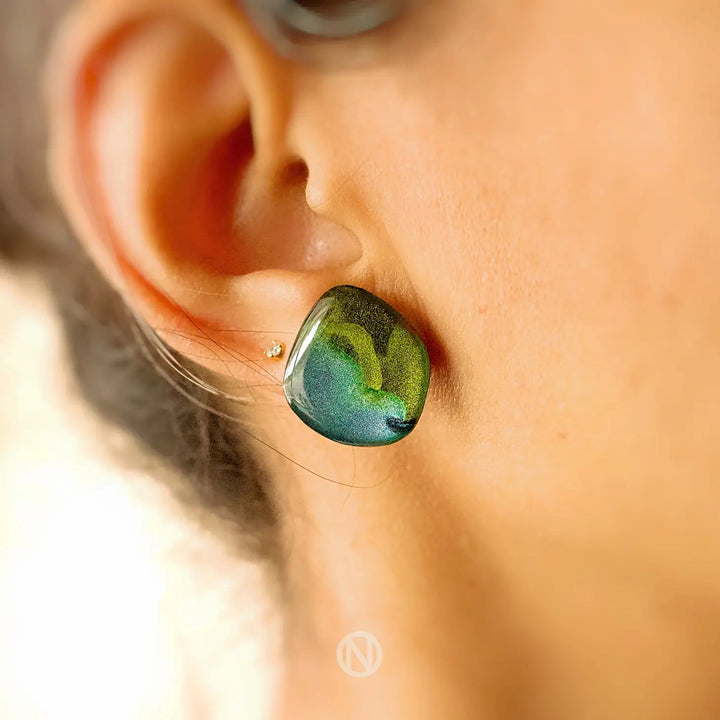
[[265, 341, 284, 359]]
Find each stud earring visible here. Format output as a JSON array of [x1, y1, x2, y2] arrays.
[[282, 285, 430, 447], [265, 341, 285, 359]]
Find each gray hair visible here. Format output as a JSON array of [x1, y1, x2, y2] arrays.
[[0, 0, 278, 555]]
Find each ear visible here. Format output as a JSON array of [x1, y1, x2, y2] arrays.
[[46, 0, 364, 388]]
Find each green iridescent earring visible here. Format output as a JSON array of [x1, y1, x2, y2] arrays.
[[282, 285, 430, 447]]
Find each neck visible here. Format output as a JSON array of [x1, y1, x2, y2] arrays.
[[246, 417, 720, 719]]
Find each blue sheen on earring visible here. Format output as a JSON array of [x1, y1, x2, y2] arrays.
[[283, 285, 430, 446]]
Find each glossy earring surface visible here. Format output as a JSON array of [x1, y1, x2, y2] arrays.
[[283, 285, 430, 446]]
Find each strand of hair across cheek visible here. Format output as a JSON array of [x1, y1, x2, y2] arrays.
[[130, 314, 366, 489], [72, 40, 375, 489]]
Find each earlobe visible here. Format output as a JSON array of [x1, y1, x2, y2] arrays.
[[46, 0, 364, 386]]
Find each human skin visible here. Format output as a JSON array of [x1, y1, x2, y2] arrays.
[[47, 0, 720, 718]]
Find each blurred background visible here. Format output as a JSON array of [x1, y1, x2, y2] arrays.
[[1, 4, 280, 718]]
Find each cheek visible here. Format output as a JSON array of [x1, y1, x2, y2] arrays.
[[357, 2, 720, 588], [293, 0, 720, 425], [361, 1, 720, 362]]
